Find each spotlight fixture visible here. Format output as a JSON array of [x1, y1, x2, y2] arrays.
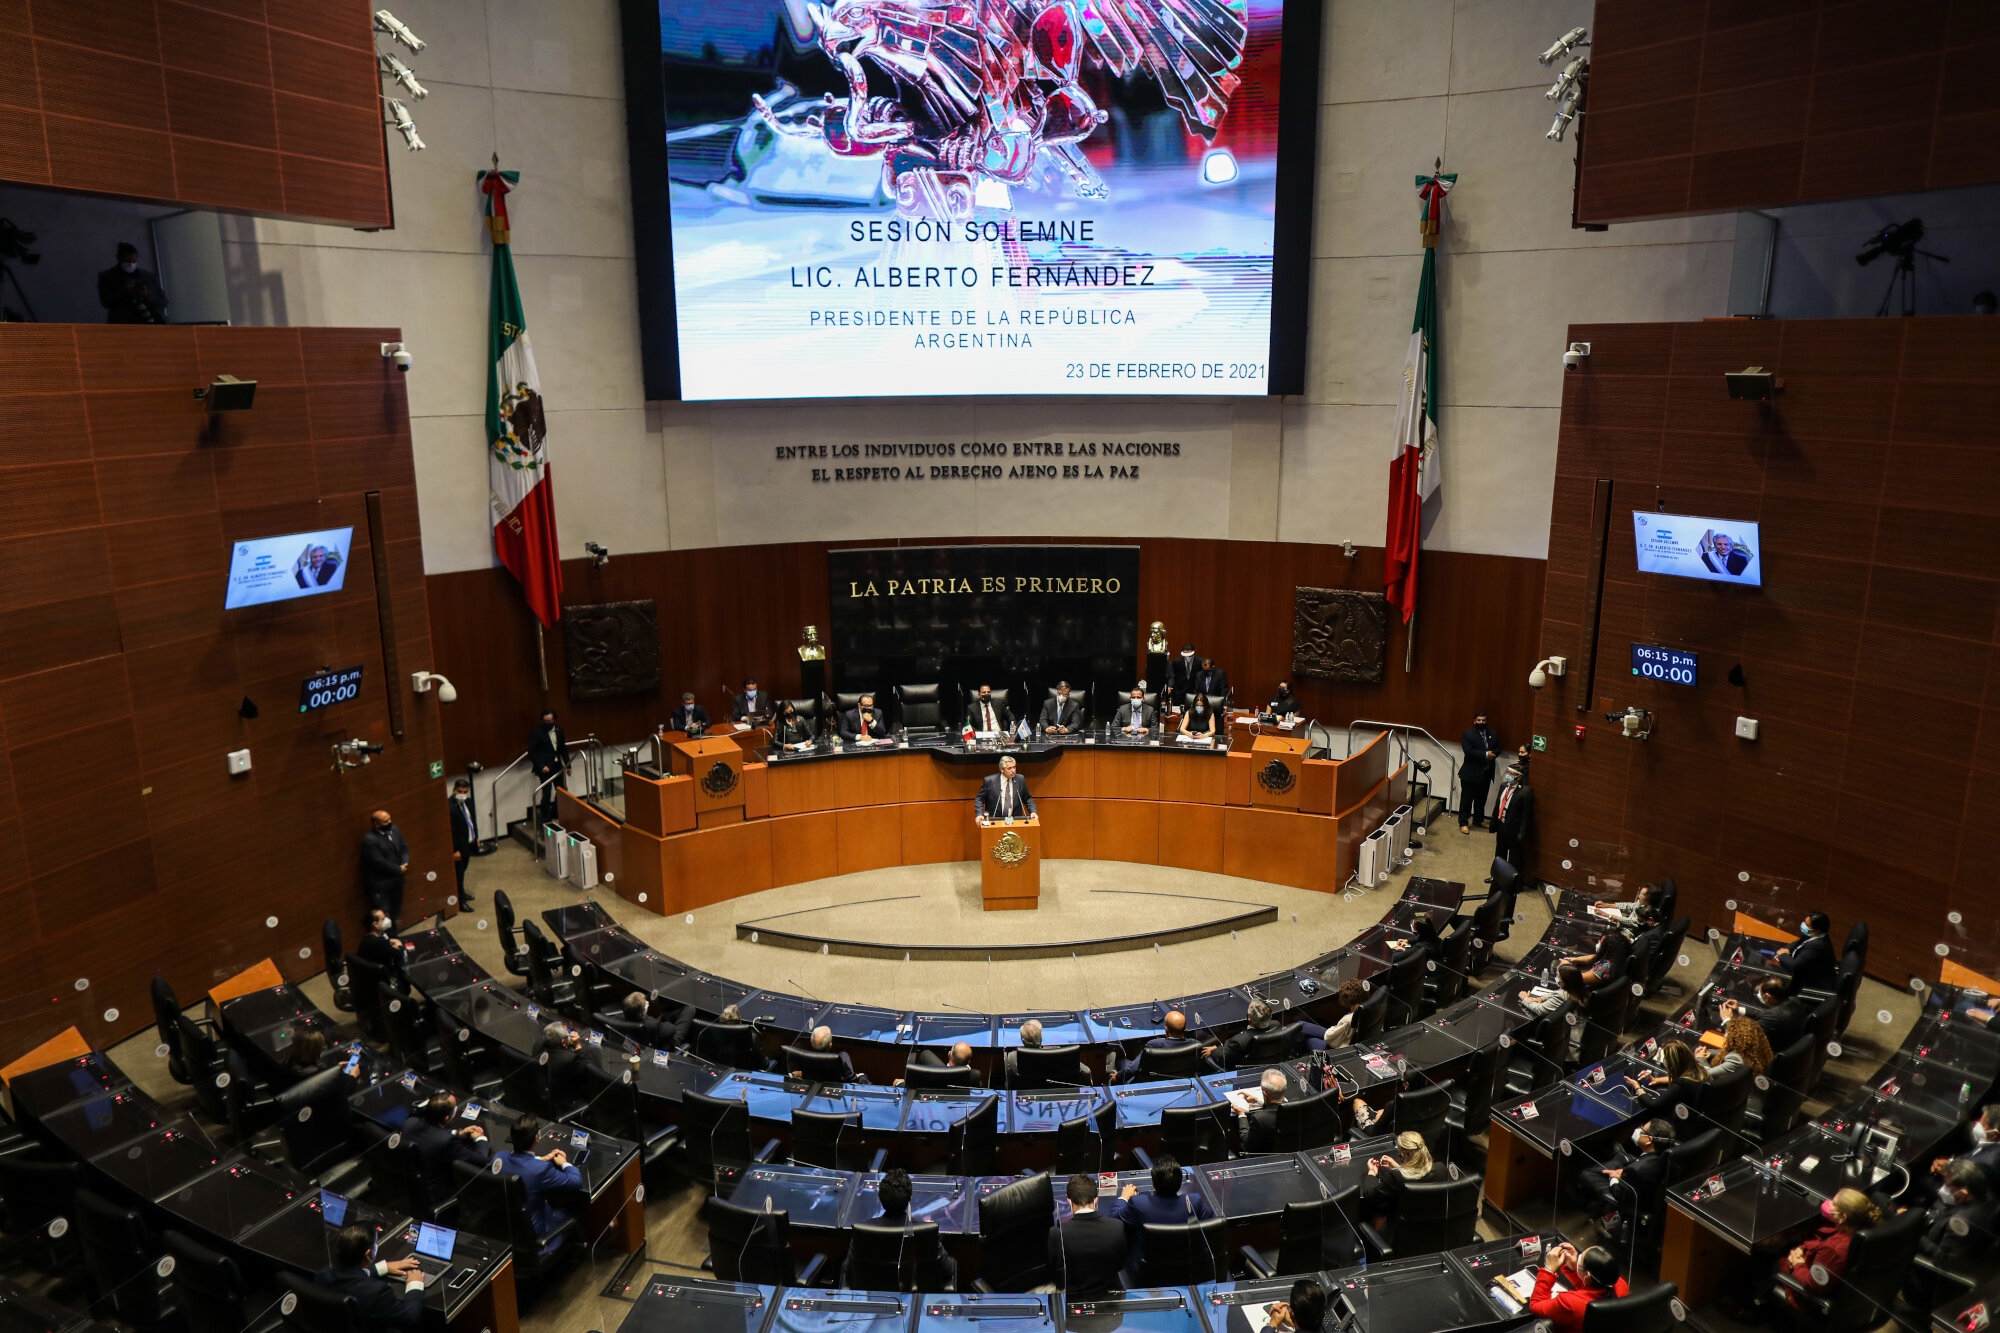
[[373, 8, 425, 52], [1545, 55, 1586, 103], [1539, 26, 1588, 66], [1724, 366, 1776, 401], [584, 541, 611, 569], [1546, 92, 1581, 142], [194, 375, 258, 412], [387, 99, 424, 151], [380, 53, 427, 99]]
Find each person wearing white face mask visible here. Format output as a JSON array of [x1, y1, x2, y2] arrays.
[[1169, 643, 1202, 704], [1939, 1105, 2000, 1192], [97, 242, 168, 323]]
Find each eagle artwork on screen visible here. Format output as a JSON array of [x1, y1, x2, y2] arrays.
[[754, 0, 1249, 220]]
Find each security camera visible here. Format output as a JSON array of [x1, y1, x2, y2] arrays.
[[1539, 25, 1587, 66], [584, 541, 611, 569], [1604, 706, 1654, 740], [380, 341, 412, 372], [374, 8, 426, 52], [1528, 656, 1568, 689], [387, 99, 424, 151], [410, 671, 457, 704], [380, 53, 427, 99], [1562, 341, 1591, 371]]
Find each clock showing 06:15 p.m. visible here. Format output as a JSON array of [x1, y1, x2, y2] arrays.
[[300, 665, 365, 713], [1631, 643, 1697, 686]]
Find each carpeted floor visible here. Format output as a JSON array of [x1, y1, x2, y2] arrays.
[[103, 813, 1926, 1333]]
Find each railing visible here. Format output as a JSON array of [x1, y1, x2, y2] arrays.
[[1337, 719, 1460, 820], [484, 734, 605, 844]]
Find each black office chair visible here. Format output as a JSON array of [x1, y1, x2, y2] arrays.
[[835, 690, 868, 714], [782, 1046, 854, 1083], [904, 1062, 979, 1089], [1384, 952, 1426, 1028], [1575, 984, 1632, 1070], [493, 890, 533, 979], [1699, 1063, 1754, 1137], [942, 1094, 1000, 1176], [1426, 920, 1474, 1009], [895, 683, 943, 732], [1748, 1033, 1816, 1141], [1136, 1040, 1204, 1079], [1582, 1281, 1680, 1333], [1664, 1126, 1725, 1182], [341, 955, 391, 1044], [1242, 1022, 1304, 1065], [222, 1051, 284, 1157], [791, 1109, 880, 1173], [1771, 1204, 1923, 1333], [846, 1220, 953, 1292], [1465, 893, 1508, 978], [1053, 1102, 1116, 1175], [0, 1155, 85, 1248], [435, 1025, 504, 1099], [1644, 918, 1691, 998], [781, 697, 817, 723], [277, 1273, 362, 1333], [1375, 1172, 1481, 1258], [165, 1230, 282, 1333], [381, 993, 440, 1073], [1445, 1044, 1504, 1150], [451, 1159, 580, 1287], [1393, 1082, 1453, 1157], [318, 922, 355, 1014], [151, 976, 192, 1084], [1802, 996, 1842, 1090], [693, 1019, 768, 1072], [274, 1073, 363, 1186], [175, 1012, 232, 1123], [1269, 1087, 1345, 1153], [1158, 1104, 1229, 1165], [1353, 985, 1390, 1041], [1843, 921, 1869, 974], [574, 1067, 679, 1195], [678, 1090, 780, 1193], [1505, 1004, 1574, 1095], [700, 1197, 823, 1285], [1132, 1218, 1228, 1287], [1625, 931, 1662, 1008], [974, 1171, 1054, 1293], [519, 920, 578, 1010], [1239, 1195, 1367, 1278], [1832, 954, 1864, 1036], [75, 1188, 178, 1329], [1009, 1045, 1088, 1090]]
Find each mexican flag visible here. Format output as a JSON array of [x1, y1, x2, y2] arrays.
[[480, 168, 563, 628], [1384, 171, 1451, 625]]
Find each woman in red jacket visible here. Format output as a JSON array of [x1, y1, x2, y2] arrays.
[[1782, 1188, 1882, 1310], [1529, 1242, 1628, 1333]]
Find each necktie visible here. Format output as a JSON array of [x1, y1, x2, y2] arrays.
[[1498, 788, 1512, 820], [1001, 779, 1012, 818]]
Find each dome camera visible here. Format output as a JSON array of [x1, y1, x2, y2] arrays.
[[380, 341, 413, 372], [1562, 341, 1590, 372], [1528, 656, 1567, 689], [411, 670, 457, 704]]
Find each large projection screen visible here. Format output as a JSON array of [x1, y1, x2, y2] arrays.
[[620, 0, 1321, 402]]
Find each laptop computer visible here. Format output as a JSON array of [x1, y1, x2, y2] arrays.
[[412, 1222, 456, 1277]]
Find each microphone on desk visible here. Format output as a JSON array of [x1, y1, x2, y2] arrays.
[[787, 979, 821, 1004]]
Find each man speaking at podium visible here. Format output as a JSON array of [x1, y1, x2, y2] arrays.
[[976, 755, 1036, 824]]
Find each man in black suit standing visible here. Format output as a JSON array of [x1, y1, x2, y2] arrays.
[[1194, 657, 1228, 704], [448, 779, 479, 908], [359, 811, 409, 926], [734, 678, 769, 721], [841, 693, 889, 743], [97, 242, 168, 323], [669, 692, 710, 734], [1459, 712, 1500, 833], [1169, 644, 1201, 705], [976, 756, 1036, 823], [315, 1225, 424, 1330], [1040, 681, 1084, 734], [1772, 912, 1838, 994], [1492, 764, 1534, 867], [1048, 1174, 1132, 1297], [528, 709, 567, 823]]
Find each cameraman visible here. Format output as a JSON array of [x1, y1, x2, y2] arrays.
[[97, 242, 168, 323]]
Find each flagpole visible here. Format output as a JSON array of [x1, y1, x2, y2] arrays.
[[536, 623, 548, 690], [1404, 158, 1449, 675]]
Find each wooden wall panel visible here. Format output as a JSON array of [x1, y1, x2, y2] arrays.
[[1533, 315, 2000, 986], [0, 0, 390, 226], [0, 324, 440, 1059], [428, 542, 1546, 784], [1577, 0, 2000, 222]]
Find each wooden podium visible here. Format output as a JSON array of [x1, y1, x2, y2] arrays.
[[979, 816, 1040, 911], [670, 737, 745, 828], [1247, 735, 1310, 810]]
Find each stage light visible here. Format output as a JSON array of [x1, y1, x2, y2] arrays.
[[381, 53, 428, 99], [374, 9, 425, 52], [1539, 26, 1587, 66], [1545, 55, 1585, 102], [388, 99, 425, 151], [1546, 92, 1580, 142]]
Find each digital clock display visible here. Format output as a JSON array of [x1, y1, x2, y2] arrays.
[[300, 665, 365, 713], [1631, 644, 1697, 686]]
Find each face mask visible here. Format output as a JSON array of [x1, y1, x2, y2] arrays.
[[1819, 1199, 1839, 1221], [120, 261, 137, 273], [1503, 774, 1517, 787], [1975, 1122, 1993, 1146], [1181, 651, 1193, 658], [1801, 924, 1813, 937], [1631, 1127, 1646, 1149], [1131, 697, 1142, 706]]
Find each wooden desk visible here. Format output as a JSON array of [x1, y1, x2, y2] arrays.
[[0, 1026, 90, 1085], [587, 1155, 646, 1253], [1483, 1118, 1557, 1211], [980, 816, 1040, 911], [672, 736, 745, 825], [208, 958, 285, 1007], [1661, 1203, 1751, 1312], [1248, 735, 1309, 810], [447, 1258, 518, 1333]]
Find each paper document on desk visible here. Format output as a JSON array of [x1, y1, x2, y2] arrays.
[[1224, 1088, 1264, 1114]]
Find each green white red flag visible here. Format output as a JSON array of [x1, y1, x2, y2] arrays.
[[479, 168, 562, 628], [1384, 169, 1451, 625]]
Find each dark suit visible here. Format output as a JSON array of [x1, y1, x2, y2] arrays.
[[1113, 701, 1155, 735], [670, 703, 711, 733], [1702, 547, 1750, 576], [775, 715, 815, 745], [1968, 1140, 2000, 1192], [696, 1023, 764, 1072], [528, 721, 567, 821], [1242, 1102, 1282, 1155], [496, 1150, 583, 1252], [1040, 696, 1084, 732], [976, 773, 1036, 820], [1493, 781, 1534, 864], [1459, 725, 1500, 827], [1212, 1020, 1290, 1070], [295, 558, 339, 587], [1743, 995, 1814, 1051], [968, 697, 1011, 735], [1780, 933, 1838, 995], [358, 931, 408, 973], [1194, 668, 1228, 701], [313, 1265, 423, 1331], [449, 795, 479, 903], [734, 691, 769, 720], [1908, 1197, 2000, 1305], [359, 824, 410, 924], [1168, 655, 1201, 702], [97, 264, 168, 323], [404, 1119, 492, 1199], [1575, 1147, 1668, 1227], [1048, 1204, 1129, 1297], [1119, 1188, 1215, 1277], [913, 1050, 987, 1085], [1115, 1034, 1186, 1080], [1269, 691, 1298, 717], [843, 1203, 958, 1288], [840, 706, 888, 741]]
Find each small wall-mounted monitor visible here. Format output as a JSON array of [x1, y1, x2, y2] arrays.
[[1632, 643, 1697, 686], [1632, 512, 1761, 586], [224, 527, 354, 609]]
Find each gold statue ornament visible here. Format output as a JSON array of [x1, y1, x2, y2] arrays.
[[797, 625, 826, 662], [1147, 621, 1168, 655]]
